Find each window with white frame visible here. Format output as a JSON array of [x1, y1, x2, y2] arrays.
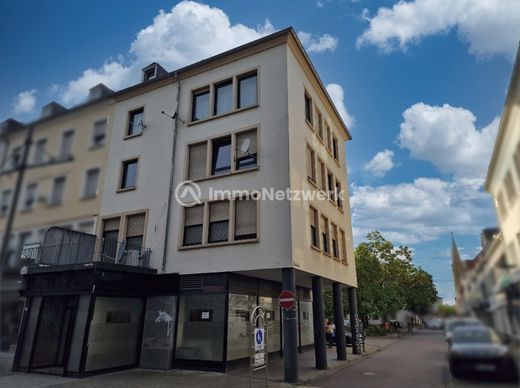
[[305, 92, 313, 124], [306, 145, 316, 183], [332, 135, 339, 160], [331, 223, 339, 259], [208, 201, 230, 243], [183, 205, 204, 246], [235, 198, 257, 240], [326, 125, 332, 151], [321, 215, 330, 254], [1, 189, 12, 216], [127, 108, 144, 137], [310, 206, 319, 248], [317, 111, 323, 139], [335, 180, 343, 209], [92, 119, 107, 147], [34, 139, 47, 164], [327, 170, 334, 200], [318, 160, 326, 191], [24, 183, 38, 210], [11, 146, 22, 169], [83, 168, 100, 199], [59, 130, 74, 159], [120, 159, 138, 190], [192, 89, 210, 121], [340, 228, 348, 264], [50, 177, 66, 205]]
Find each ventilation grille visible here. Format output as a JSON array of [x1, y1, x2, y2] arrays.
[[179, 275, 203, 290]]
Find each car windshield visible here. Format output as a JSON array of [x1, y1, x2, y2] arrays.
[[453, 329, 492, 343]]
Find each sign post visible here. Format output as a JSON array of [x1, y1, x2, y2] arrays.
[[250, 306, 269, 388]]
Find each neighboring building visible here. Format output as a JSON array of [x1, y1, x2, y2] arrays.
[[485, 43, 520, 335], [11, 28, 358, 380], [0, 84, 113, 351], [451, 234, 466, 315]]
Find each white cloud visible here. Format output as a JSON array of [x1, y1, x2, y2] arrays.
[[326, 83, 355, 128], [397, 103, 499, 179], [364, 149, 395, 177], [350, 177, 494, 245], [357, 0, 520, 59], [298, 31, 338, 53], [12, 89, 37, 114]]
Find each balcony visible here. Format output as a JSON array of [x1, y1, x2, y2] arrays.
[[21, 237, 151, 269]]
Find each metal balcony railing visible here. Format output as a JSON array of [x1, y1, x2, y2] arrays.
[[20, 238, 151, 269]]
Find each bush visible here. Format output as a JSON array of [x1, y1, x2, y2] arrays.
[[365, 325, 391, 336]]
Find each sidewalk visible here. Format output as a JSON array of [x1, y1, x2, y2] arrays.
[[0, 335, 401, 387]]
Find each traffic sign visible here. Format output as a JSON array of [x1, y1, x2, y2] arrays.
[[254, 328, 265, 351], [279, 290, 296, 310]]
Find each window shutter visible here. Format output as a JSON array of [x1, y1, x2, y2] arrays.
[[104, 217, 120, 232], [185, 205, 204, 226], [235, 199, 257, 237], [188, 142, 207, 180], [210, 201, 229, 222], [126, 213, 145, 237], [236, 130, 257, 159]]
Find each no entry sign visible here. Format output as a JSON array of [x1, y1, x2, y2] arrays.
[[279, 290, 296, 310]]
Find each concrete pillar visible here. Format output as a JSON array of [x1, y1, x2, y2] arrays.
[[282, 268, 298, 383], [332, 283, 347, 360], [348, 287, 361, 354], [312, 276, 327, 369]]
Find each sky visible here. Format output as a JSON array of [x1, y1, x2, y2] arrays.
[[1, 0, 519, 304]]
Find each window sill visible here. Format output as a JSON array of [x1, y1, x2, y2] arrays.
[[305, 119, 314, 132], [338, 206, 344, 213], [341, 260, 348, 266], [333, 158, 341, 167], [188, 104, 258, 126], [80, 195, 98, 201], [46, 202, 62, 208], [89, 144, 105, 151], [328, 199, 337, 207], [333, 255, 341, 262], [179, 238, 258, 250], [307, 177, 317, 188], [311, 244, 321, 253], [190, 165, 259, 183], [323, 251, 332, 258], [19, 208, 34, 214], [124, 132, 143, 140], [116, 187, 137, 193]]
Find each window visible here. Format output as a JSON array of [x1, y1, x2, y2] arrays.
[[504, 171, 516, 204], [83, 168, 100, 198], [60, 130, 74, 158], [235, 198, 257, 240], [209, 201, 229, 243], [321, 215, 330, 254], [24, 183, 37, 210], [327, 171, 334, 200], [340, 229, 348, 263], [11, 146, 22, 169], [92, 119, 107, 147], [192, 89, 210, 121], [326, 126, 332, 151], [51, 177, 65, 205], [317, 113, 324, 140], [318, 160, 326, 191], [120, 159, 138, 190], [237, 73, 257, 109], [183, 205, 204, 246], [127, 108, 144, 137], [235, 129, 257, 170], [305, 93, 313, 124], [331, 223, 339, 259], [34, 139, 47, 164], [211, 137, 232, 175], [126, 213, 145, 251], [214, 80, 233, 115], [332, 136, 339, 160], [103, 217, 120, 258], [188, 142, 208, 180], [310, 207, 319, 248], [144, 68, 156, 81], [1, 190, 12, 216], [306, 145, 316, 183], [335, 180, 343, 209], [514, 145, 520, 182]]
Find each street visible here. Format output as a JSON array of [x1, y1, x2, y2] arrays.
[[315, 330, 518, 388]]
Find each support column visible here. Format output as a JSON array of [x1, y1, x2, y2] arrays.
[[348, 287, 361, 355], [282, 268, 298, 383], [312, 276, 327, 369], [332, 283, 347, 360]]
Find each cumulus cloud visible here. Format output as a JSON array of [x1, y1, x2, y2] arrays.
[[357, 0, 520, 59], [350, 177, 494, 245], [397, 103, 499, 179], [12, 89, 37, 114], [298, 32, 338, 53], [364, 149, 395, 177], [326, 83, 355, 128]]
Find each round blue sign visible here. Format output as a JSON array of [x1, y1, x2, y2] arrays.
[[256, 330, 263, 344]]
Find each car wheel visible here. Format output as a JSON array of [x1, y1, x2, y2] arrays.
[[449, 360, 463, 379]]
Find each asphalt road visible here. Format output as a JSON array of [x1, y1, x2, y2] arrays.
[[314, 329, 518, 388]]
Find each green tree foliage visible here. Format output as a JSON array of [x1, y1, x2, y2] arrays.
[[354, 231, 438, 318]]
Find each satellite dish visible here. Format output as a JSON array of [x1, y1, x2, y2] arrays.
[[240, 138, 250, 154]]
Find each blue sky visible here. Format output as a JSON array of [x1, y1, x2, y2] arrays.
[[2, 0, 519, 303]]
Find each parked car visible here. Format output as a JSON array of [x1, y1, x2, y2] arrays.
[[444, 317, 482, 346], [425, 317, 444, 330], [448, 326, 518, 380]]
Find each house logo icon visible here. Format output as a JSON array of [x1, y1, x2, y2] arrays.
[[175, 180, 202, 207]]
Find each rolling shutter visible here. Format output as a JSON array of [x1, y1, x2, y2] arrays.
[[188, 142, 207, 180], [126, 213, 145, 237], [235, 199, 257, 238]]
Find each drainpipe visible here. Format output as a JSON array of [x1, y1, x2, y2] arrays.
[[161, 74, 181, 272]]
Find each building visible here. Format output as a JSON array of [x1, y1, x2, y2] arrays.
[[485, 43, 520, 335], [11, 28, 359, 382], [0, 85, 113, 351]]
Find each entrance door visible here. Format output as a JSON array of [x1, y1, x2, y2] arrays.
[[30, 296, 76, 375]]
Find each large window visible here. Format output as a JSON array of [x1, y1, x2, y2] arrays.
[[34, 139, 47, 164], [1, 190, 12, 216], [317, 112, 323, 139], [11, 146, 22, 169], [237, 73, 257, 109], [310, 206, 319, 248], [235, 198, 257, 240], [192, 89, 210, 121], [24, 183, 37, 210], [92, 119, 107, 147], [235, 129, 257, 170], [327, 171, 334, 200], [335, 180, 343, 209], [332, 135, 339, 160], [51, 177, 65, 205], [318, 160, 326, 191], [59, 130, 74, 158], [306, 145, 316, 183], [305, 93, 313, 124], [126, 213, 145, 252], [102, 217, 120, 258], [326, 125, 332, 151], [321, 215, 330, 254], [211, 137, 232, 175], [183, 205, 204, 246], [120, 159, 138, 190], [331, 223, 339, 259], [340, 228, 348, 264], [83, 168, 100, 199], [127, 108, 144, 137], [208, 201, 229, 243], [214, 80, 233, 115]]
